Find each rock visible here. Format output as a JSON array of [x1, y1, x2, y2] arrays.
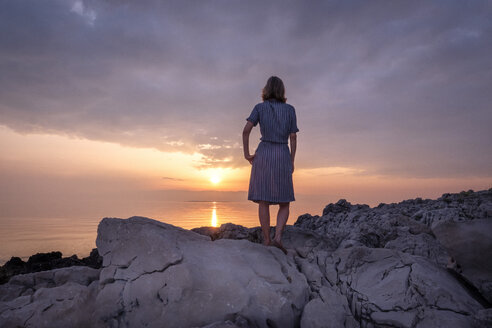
[[0, 281, 99, 328], [0, 248, 102, 285], [198, 321, 242, 328], [300, 285, 356, 328], [191, 226, 220, 240], [331, 246, 484, 327], [300, 298, 344, 328], [192, 223, 339, 257], [384, 232, 450, 267], [192, 223, 258, 242], [197, 314, 249, 328], [94, 216, 309, 328], [370, 311, 416, 328], [26, 251, 63, 272], [432, 218, 492, 304], [0, 266, 100, 327], [0, 257, 25, 285], [322, 199, 370, 216], [294, 188, 492, 307], [280, 226, 338, 257], [215, 223, 255, 240], [0, 266, 100, 302], [473, 308, 492, 328], [81, 247, 104, 268], [415, 308, 475, 328]]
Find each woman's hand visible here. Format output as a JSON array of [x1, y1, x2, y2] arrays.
[[245, 154, 255, 165]]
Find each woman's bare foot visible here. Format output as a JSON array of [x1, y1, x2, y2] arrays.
[[262, 239, 272, 246]]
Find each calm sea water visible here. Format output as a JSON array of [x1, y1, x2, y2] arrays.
[[0, 199, 326, 265]]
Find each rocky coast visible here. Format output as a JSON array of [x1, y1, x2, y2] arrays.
[[0, 189, 491, 327]]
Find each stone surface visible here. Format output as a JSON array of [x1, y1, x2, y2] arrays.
[[197, 314, 249, 328], [294, 189, 492, 310], [300, 286, 355, 328], [0, 273, 99, 327], [0, 248, 102, 285], [0, 266, 100, 303], [300, 298, 342, 328], [94, 216, 310, 328], [473, 308, 492, 328], [332, 246, 483, 327], [432, 218, 492, 304]]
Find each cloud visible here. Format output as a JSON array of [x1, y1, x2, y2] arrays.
[[161, 176, 184, 181], [0, 0, 491, 178], [70, 0, 96, 25]]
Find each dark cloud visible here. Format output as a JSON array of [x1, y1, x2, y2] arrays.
[[0, 0, 491, 178]]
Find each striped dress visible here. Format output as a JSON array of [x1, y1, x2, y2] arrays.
[[246, 98, 299, 205]]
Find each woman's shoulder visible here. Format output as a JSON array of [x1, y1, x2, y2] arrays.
[[256, 100, 295, 112], [254, 101, 275, 110], [262, 99, 294, 107], [282, 102, 296, 112]]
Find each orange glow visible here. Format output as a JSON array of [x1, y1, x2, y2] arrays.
[[0, 125, 247, 191], [0, 124, 490, 212], [210, 176, 221, 184], [211, 202, 218, 227]]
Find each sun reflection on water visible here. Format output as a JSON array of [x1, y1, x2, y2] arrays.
[[211, 202, 218, 227]]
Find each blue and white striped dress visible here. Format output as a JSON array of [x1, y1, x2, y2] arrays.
[[246, 98, 299, 204]]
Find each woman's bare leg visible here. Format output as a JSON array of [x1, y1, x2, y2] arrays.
[[274, 202, 289, 243], [259, 201, 271, 245]]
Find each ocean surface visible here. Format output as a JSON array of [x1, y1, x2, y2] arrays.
[[0, 199, 327, 265]]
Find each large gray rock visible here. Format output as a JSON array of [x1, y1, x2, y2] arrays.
[[432, 218, 492, 304], [473, 308, 492, 328], [94, 216, 310, 328], [294, 189, 492, 306], [331, 246, 484, 327], [295, 204, 453, 268], [0, 266, 100, 303], [0, 266, 100, 327], [300, 286, 357, 328]]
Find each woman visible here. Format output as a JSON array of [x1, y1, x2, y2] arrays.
[[242, 76, 299, 255]]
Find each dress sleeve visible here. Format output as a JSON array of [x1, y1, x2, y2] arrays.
[[246, 105, 259, 126], [289, 106, 299, 133]]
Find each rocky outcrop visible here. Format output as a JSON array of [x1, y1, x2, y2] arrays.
[[0, 266, 100, 327], [331, 246, 482, 327], [94, 216, 309, 328], [295, 189, 492, 308], [0, 189, 490, 327], [432, 218, 492, 304], [195, 189, 492, 327], [0, 248, 102, 285]]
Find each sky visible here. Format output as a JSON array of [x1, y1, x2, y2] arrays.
[[0, 0, 491, 219]]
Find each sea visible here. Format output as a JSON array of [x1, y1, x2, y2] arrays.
[[0, 199, 328, 265]]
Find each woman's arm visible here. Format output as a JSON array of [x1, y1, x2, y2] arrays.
[[289, 132, 297, 173], [243, 121, 255, 164]]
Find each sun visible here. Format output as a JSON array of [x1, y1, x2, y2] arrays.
[[210, 175, 221, 184], [206, 168, 228, 186]]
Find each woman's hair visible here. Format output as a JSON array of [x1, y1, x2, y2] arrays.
[[262, 76, 287, 103]]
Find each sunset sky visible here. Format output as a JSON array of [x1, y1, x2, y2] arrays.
[[1, 0, 491, 219]]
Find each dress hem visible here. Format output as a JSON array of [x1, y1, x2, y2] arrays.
[[248, 197, 295, 205]]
